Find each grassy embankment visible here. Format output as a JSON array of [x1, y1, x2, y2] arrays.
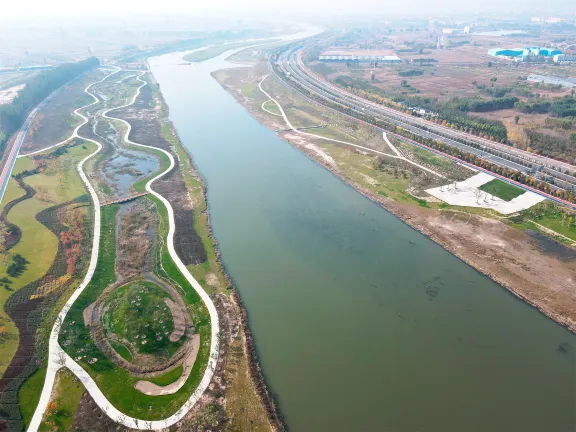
[[37, 369, 84, 432], [182, 39, 279, 63], [58, 158, 212, 420], [151, 80, 273, 430], [0, 144, 96, 377]]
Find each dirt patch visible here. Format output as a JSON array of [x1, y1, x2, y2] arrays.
[[82, 302, 95, 326], [115, 201, 155, 278], [165, 298, 186, 343], [205, 273, 219, 287]]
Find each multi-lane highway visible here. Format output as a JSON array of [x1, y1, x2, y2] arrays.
[[274, 45, 576, 194]]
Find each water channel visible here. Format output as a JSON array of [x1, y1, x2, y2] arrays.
[[150, 37, 576, 432]]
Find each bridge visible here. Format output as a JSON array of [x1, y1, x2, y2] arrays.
[[100, 191, 150, 207]]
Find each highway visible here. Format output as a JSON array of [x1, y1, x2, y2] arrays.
[[270, 46, 576, 210], [274, 46, 576, 194]]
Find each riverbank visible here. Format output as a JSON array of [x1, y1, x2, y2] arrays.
[[213, 64, 576, 334], [151, 76, 283, 430]]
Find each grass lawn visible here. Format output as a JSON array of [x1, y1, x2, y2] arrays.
[[148, 364, 183, 386], [18, 366, 46, 427], [60, 196, 211, 420], [39, 369, 84, 432], [479, 179, 525, 201], [0, 143, 95, 378], [110, 340, 132, 362], [510, 202, 576, 243], [262, 100, 281, 115]]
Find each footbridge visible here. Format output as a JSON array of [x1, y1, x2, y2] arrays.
[[101, 191, 149, 206]]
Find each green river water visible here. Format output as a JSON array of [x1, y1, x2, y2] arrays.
[[150, 46, 576, 431]]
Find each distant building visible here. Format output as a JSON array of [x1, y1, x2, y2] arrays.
[[488, 46, 562, 61], [319, 51, 401, 63], [553, 54, 576, 64]]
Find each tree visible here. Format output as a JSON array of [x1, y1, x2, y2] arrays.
[[514, 115, 520, 125]]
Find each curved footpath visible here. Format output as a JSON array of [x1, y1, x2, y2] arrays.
[[258, 75, 444, 178], [17, 68, 120, 159], [28, 70, 219, 431], [0, 73, 98, 204]]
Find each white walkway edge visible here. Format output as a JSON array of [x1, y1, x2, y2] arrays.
[[18, 69, 120, 158], [258, 75, 444, 179], [28, 71, 219, 431]]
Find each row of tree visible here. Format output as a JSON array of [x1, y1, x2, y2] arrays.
[[395, 126, 576, 204], [0, 57, 100, 158], [428, 112, 508, 143], [525, 130, 574, 162], [449, 96, 519, 113], [276, 66, 575, 204], [515, 96, 576, 117]]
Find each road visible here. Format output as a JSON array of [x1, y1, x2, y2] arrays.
[[276, 46, 576, 192], [270, 49, 576, 210], [28, 71, 219, 431]]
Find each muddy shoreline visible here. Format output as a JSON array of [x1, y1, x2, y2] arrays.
[[158, 93, 285, 431], [217, 76, 576, 335]]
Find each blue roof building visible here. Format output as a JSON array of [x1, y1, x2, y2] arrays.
[[488, 47, 562, 60]]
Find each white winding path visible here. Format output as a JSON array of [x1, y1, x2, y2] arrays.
[[18, 68, 121, 159], [258, 75, 444, 179], [28, 71, 219, 431]]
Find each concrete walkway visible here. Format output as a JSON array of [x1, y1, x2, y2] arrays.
[[258, 75, 444, 179], [28, 71, 219, 431], [426, 173, 546, 215]]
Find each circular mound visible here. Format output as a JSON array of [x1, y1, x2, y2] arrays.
[[101, 281, 178, 356]]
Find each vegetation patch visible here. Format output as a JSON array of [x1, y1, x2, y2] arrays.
[[102, 281, 176, 356], [39, 369, 84, 432], [148, 364, 183, 386], [479, 179, 525, 201]]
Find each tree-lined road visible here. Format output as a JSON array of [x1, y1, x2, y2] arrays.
[[275, 46, 576, 193]]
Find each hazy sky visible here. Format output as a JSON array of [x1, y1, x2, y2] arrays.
[[2, 0, 574, 19]]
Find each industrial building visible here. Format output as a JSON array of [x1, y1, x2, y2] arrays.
[[553, 54, 576, 64], [487, 46, 562, 61], [319, 51, 401, 63]]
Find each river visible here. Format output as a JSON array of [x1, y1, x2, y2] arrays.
[[149, 35, 576, 432]]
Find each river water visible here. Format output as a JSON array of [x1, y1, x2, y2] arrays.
[[150, 38, 576, 432]]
